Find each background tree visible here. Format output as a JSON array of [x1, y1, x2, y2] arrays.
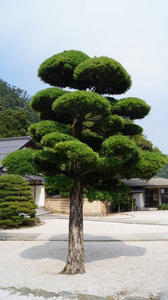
[[157, 161, 168, 178], [0, 79, 39, 137], [0, 174, 37, 228], [0, 109, 28, 137], [2, 50, 167, 275]]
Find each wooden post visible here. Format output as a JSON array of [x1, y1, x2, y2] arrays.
[[131, 194, 134, 212], [158, 188, 162, 205]]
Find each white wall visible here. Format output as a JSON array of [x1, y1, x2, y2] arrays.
[[133, 193, 144, 210], [35, 185, 45, 207], [32, 185, 45, 207]]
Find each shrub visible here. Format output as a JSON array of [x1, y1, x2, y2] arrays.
[[158, 203, 168, 210], [0, 174, 37, 228]]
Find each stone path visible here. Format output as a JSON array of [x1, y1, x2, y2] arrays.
[[0, 286, 165, 300]]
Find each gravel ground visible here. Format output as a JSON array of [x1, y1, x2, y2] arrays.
[[1, 213, 168, 300], [0, 240, 168, 299], [3, 218, 168, 235]]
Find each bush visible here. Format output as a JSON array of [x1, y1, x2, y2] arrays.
[[158, 204, 168, 210], [110, 195, 136, 212], [0, 174, 37, 228]]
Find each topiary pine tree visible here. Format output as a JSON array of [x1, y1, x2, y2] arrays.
[[2, 50, 167, 274], [0, 174, 37, 228]]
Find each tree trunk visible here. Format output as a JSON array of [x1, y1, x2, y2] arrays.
[[61, 177, 85, 275], [118, 200, 120, 213]]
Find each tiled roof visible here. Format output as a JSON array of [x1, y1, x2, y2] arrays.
[[24, 174, 45, 183], [0, 170, 45, 183], [120, 177, 168, 187], [0, 136, 36, 163]]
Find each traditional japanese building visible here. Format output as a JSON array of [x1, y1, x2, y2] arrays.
[[0, 136, 45, 207], [120, 177, 168, 210]]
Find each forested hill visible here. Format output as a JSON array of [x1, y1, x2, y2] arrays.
[[0, 79, 39, 138], [157, 161, 168, 179]]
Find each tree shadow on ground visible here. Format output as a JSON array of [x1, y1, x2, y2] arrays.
[[20, 234, 146, 263]]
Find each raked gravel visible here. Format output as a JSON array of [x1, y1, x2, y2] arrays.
[[1, 213, 168, 300], [0, 240, 168, 299]]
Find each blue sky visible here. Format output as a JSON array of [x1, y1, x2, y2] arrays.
[[1, 0, 168, 153]]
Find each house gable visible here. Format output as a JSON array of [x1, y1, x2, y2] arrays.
[[0, 136, 37, 167]]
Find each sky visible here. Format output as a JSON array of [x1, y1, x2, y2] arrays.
[[0, 0, 168, 153]]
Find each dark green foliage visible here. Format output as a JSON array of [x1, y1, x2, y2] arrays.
[[111, 97, 151, 120], [32, 140, 98, 178], [2, 149, 39, 175], [87, 189, 113, 202], [110, 194, 135, 212], [134, 151, 168, 180], [87, 181, 133, 212], [158, 204, 168, 210], [0, 109, 28, 137], [41, 132, 76, 148], [102, 135, 140, 173], [74, 56, 132, 94], [30, 87, 67, 112], [54, 140, 98, 163], [90, 115, 125, 138], [0, 175, 37, 228], [157, 161, 168, 178], [0, 78, 39, 130], [133, 135, 156, 151], [32, 149, 61, 176], [38, 50, 90, 89], [52, 90, 111, 127], [121, 121, 143, 136], [30, 87, 68, 123], [28, 120, 71, 144], [81, 131, 104, 152], [45, 175, 75, 194], [33, 140, 98, 175], [91, 115, 143, 138], [39, 110, 56, 121], [88, 189, 132, 205]]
